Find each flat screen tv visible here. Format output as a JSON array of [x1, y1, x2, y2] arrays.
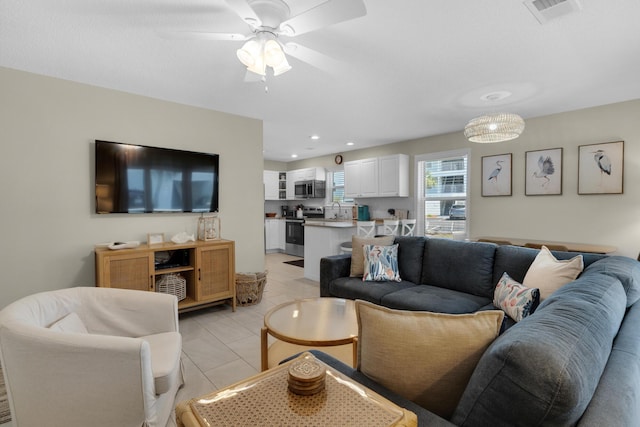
[[95, 140, 219, 214]]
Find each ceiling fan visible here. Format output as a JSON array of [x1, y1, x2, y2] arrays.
[[173, 0, 367, 77]]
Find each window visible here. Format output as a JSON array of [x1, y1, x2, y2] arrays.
[[330, 170, 353, 203], [415, 149, 469, 239]]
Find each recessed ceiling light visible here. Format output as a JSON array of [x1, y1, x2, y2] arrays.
[[291, 154, 298, 158], [346, 141, 355, 146], [310, 135, 320, 140]]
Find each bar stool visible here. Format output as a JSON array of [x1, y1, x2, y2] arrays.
[[400, 219, 416, 236], [340, 221, 377, 254], [382, 220, 399, 236]]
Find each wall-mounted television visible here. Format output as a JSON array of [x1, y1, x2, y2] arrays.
[[95, 140, 219, 214]]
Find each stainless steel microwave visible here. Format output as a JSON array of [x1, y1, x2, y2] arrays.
[[294, 180, 326, 198]]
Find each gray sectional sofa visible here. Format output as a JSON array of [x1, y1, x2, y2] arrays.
[[317, 236, 640, 426]]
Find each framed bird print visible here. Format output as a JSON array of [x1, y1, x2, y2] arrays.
[[525, 148, 563, 196], [481, 153, 512, 196], [578, 141, 624, 195]]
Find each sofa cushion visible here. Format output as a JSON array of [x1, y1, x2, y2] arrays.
[[578, 301, 640, 426], [492, 272, 539, 322], [393, 236, 427, 285], [380, 285, 491, 313], [523, 246, 583, 300], [329, 277, 417, 305], [48, 312, 89, 334], [350, 235, 395, 277], [363, 244, 401, 282], [492, 244, 605, 285], [583, 256, 640, 307], [452, 275, 627, 427], [356, 300, 504, 419], [421, 239, 496, 298], [142, 331, 183, 395]]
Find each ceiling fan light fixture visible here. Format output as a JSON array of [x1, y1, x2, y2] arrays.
[[272, 55, 291, 76], [236, 39, 261, 67], [464, 113, 525, 143], [236, 33, 291, 77], [246, 55, 267, 76], [264, 39, 285, 67]]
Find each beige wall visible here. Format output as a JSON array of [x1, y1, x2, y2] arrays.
[[284, 99, 640, 258], [0, 67, 265, 308]]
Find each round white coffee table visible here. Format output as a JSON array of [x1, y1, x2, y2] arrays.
[[260, 297, 357, 371]]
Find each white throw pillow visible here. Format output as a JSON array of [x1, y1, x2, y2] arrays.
[[48, 312, 89, 334], [356, 300, 504, 419], [523, 246, 583, 301]]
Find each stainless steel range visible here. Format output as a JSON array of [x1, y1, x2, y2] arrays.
[[285, 207, 324, 257]]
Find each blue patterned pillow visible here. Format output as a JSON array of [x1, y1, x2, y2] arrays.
[[362, 244, 401, 282], [493, 272, 540, 322]]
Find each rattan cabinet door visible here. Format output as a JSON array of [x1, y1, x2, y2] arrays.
[[195, 242, 235, 302], [98, 251, 154, 291]]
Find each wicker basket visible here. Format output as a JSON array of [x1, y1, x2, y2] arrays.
[[235, 271, 267, 306], [157, 273, 187, 301]]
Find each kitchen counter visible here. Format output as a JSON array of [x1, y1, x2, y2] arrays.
[[301, 218, 405, 281], [303, 223, 356, 281], [303, 218, 398, 227], [303, 220, 356, 228]]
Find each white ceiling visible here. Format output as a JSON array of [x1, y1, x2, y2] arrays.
[[2, 0, 640, 162]]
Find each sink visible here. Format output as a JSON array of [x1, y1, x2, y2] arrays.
[[306, 218, 352, 222]]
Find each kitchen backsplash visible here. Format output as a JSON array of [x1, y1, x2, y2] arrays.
[[265, 197, 413, 220]]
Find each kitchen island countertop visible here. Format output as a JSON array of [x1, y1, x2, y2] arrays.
[[303, 220, 356, 228]]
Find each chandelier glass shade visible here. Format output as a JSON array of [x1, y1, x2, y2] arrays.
[[236, 33, 291, 77], [464, 113, 525, 143]]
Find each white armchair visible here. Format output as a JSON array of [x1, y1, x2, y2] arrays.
[[0, 287, 184, 427]]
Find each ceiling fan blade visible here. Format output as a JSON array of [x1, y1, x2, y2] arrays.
[[224, 0, 262, 29], [279, 0, 366, 37], [283, 42, 344, 74], [159, 31, 249, 41]]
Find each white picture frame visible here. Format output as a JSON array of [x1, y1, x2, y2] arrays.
[[147, 233, 165, 245]]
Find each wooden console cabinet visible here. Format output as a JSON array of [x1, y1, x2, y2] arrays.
[[95, 239, 236, 313]]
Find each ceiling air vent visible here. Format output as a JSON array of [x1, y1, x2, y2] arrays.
[[524, 0, 582, 24]]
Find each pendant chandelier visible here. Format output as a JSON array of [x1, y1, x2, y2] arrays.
[[464, 113, 525, 143], [236, 31, 291, 77]]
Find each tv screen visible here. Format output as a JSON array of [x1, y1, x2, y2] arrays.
[[95, 140, 219, 214]]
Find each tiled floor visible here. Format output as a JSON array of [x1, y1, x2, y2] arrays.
[[167, 252, 317, 427]]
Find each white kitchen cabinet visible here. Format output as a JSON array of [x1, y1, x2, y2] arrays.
[[264, 170, 288, 200], [299, 167, 326, 181], [286, 169, 303, 199], [264, 170, 280, 200], [345, 155, 409, 198], [344, 157, 379, 198], [265, 219, 285, 252], [378, 154, 409, 197], [277, 172, 287, 200]]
